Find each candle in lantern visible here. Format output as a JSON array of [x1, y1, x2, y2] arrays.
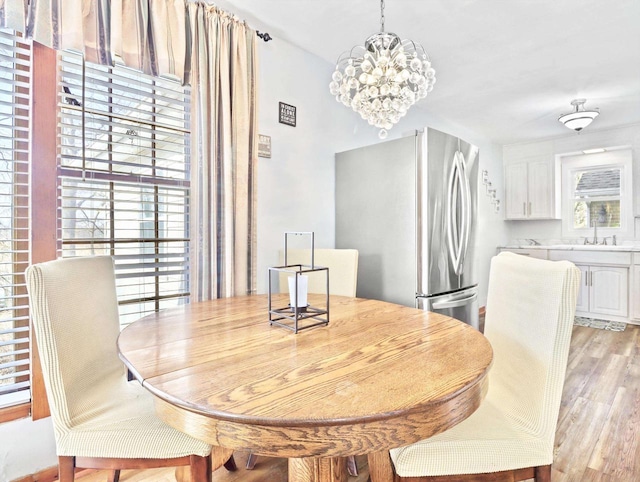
[[288, 274, 308, 309]]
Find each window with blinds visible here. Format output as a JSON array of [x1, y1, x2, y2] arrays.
[[58, 52, 191, 326], [0, 30, 31, 409]]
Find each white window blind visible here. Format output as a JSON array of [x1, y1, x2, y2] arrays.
[[58, 52, 191, 326], [0, 30, 31, 409]]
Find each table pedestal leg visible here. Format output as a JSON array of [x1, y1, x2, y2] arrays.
[[288, 457, 348, 482], [367, 450, 395, 482]]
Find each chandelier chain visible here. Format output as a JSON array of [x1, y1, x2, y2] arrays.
[[380, 0, 385, 32]]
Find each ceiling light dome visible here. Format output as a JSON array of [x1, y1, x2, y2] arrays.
[[558, 99, 599, 132]]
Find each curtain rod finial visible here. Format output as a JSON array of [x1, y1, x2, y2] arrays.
[[256, 31, 272, 42]]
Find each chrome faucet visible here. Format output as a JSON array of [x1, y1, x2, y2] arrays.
[[584, 220, 599, 245], [526, 238, 541, 246]]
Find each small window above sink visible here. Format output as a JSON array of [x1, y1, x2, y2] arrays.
[[572, 168, 620, 229], [560, 148, 633, 240]]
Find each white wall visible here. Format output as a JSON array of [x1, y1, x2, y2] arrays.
[[255, 39, 509, 305], [504, 124, 640, 244], [255, 39, 381, 293], [0, 417, 56, 482]]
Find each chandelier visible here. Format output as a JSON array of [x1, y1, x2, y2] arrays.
[[329, 0, 436, 139], [558, 99, 600, 132]]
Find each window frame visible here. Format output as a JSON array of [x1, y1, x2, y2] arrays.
[[561, 148, 633, 240], [1, 40, 193, 422], [57, 51, 192, 327]]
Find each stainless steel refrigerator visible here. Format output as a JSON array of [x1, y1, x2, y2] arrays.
[[335, 128, 479, 329]]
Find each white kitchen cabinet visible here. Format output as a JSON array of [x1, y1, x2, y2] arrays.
[[504, 157, 560, 220], [575, 265, 590, 313], [548, 249, 631, 322], [631, 254, 640, 322], [576, 264, 628, 320]]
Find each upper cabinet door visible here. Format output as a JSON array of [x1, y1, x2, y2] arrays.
[[504, 162, 528, 219], [504, 157, 560, 220], [527, 159, 554, 219]]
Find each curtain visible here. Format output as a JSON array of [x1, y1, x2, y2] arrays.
[[0, 0, 189, 81], [0, 0, 25, 31], [0, 0, 258, 299], [188, 2, 258, 300]]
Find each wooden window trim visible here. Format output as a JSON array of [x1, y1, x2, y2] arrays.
[[28, 42, 59, 421], [0, 402, 30, 423]]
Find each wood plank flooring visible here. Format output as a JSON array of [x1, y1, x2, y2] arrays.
[[70, 325, 640, 482]]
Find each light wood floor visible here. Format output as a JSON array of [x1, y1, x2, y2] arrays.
[[71, 324, 640, 482]]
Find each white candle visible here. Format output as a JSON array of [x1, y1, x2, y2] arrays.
[[288, 274, 308, 308]]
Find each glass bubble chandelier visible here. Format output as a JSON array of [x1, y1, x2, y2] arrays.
[[329, 0, 436, 139]]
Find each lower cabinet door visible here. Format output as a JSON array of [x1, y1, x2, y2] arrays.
[[634, 266, 640, 321], [575, 265, 590, 314], [590, 266, 628, 318]]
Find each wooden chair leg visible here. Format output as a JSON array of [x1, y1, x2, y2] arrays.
[[245, 452, 258, 469], [190, 454, 212, 482], [347, 455, 358, 476], [534, 465, 551, 482], [58, 456, 75, 482], [107, 469, 120, 482]]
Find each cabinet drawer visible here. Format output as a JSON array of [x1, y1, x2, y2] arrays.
[[548, 250, 631, 266], [633, 253, 640, 265]]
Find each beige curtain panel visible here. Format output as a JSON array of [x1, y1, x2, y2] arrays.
[[1, 0, 190, 82], [188, 2, 258, 301]]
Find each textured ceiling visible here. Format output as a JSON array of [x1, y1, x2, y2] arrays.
[[212, 0, 640, 145]]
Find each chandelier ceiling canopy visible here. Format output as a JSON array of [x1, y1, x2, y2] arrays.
[[558, 99, 600, 132], [329, 0, 436, 139]]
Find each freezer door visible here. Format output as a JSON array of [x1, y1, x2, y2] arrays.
[[416, 286, 479, 330]]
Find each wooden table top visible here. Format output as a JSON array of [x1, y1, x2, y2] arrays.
[[117, 294, 492, 479], [118, 295, 492, 442]]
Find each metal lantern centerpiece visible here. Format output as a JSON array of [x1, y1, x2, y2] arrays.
[[268, 232, 329, 333]]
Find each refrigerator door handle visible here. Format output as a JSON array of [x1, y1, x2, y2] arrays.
[[446, 156, 461, 275], [447, 151, 468, 276], [432, 293, 478, 309], [458, 152, 472, 275]]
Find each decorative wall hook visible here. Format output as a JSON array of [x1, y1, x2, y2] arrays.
[[482, 169, 500, 213]]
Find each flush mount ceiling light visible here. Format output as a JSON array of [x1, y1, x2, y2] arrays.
[[329, 0, 436, 139], [558, 99, 600, 132]]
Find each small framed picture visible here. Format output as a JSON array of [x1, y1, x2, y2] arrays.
[[279, 102, 296, 127], [258, 134, 271, 158]]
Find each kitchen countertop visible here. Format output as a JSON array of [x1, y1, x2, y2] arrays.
[[499, 244, 640, 252]]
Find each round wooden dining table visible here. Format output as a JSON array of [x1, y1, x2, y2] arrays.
[[117, 295, 493, 482]]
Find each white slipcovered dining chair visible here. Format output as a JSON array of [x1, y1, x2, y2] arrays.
[[25, 256, 236, 482], [383, 251, 580, 482], [277, 248, 359, 297]]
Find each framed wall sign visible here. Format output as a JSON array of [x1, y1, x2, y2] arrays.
[[258, 134, 271, 158], [279, 102, 296, 127]]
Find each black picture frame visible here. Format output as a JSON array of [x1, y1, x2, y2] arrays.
[[279, 102, 297, 127]]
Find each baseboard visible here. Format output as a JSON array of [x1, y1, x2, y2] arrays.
[[11, 466, 58, 482], [12, 466, 96, 482]]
